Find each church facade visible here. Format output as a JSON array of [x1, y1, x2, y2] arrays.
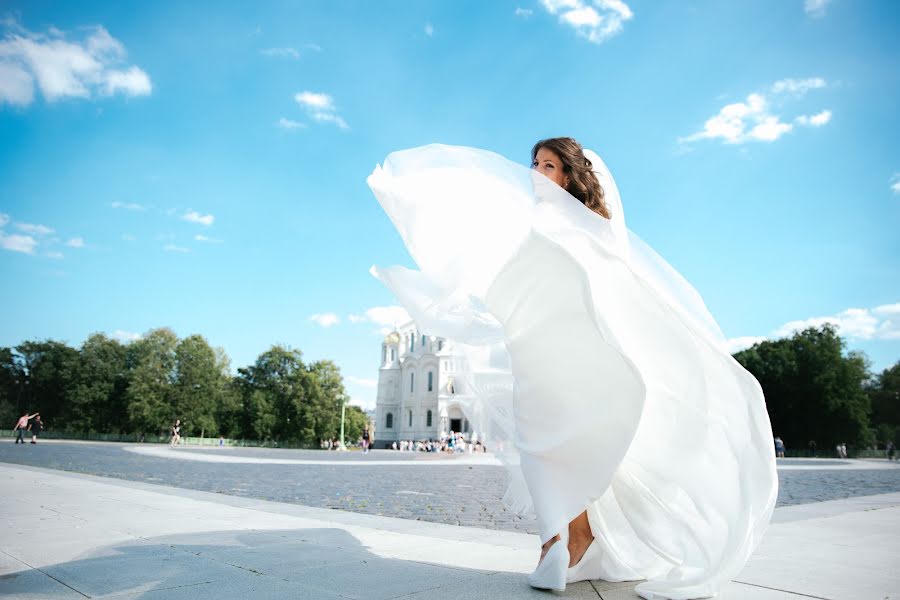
[[374, 320, 470, 448]]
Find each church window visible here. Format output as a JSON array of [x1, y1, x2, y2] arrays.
[[428, 371, 433, 391], [410, 372, 414, 393], [382, 347, 386, 363], [391, 348, 396, 361], [438, 340, 443, 351], [386, 413, 393, 429], [409, 410, 413, 427], [427, 410, 433, 427]]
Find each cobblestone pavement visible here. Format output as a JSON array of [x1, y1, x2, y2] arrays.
[[2, 441, 899, 536]]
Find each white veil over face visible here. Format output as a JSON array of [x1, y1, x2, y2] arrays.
[[368, 143, 776, 600]]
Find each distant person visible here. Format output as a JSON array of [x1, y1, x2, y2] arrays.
[[29, 414, 43, 444], [170, 419, 182, 447], [218, 435, 224, 447], [887, 441, 896, 461], [774, 436, 785, 458], [13, 412, 38, 444], [808, 440, 817, 457], [362, 427, 370, 454]]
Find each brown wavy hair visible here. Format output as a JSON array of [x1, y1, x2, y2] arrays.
[[531, 137, 609, 219]]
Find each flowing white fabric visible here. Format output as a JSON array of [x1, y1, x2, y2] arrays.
[[367, 144, 777, 599]]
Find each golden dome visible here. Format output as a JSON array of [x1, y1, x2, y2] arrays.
[[384, 331, 400, 345]]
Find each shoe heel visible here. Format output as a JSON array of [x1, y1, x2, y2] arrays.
[[527, 531, 569, 592]]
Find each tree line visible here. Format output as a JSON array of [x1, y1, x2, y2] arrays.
[[0, 328, 369, 446], [0, 323, 897, 452]]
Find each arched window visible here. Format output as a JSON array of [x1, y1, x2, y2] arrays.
[[438, 340, 443, 351], [427, 410, 433, 427], [382, 347, 386, 363], [410, 333, 415, 352], [391, 348, 396, 361], [410, 372, 414, 393], [408, 410, 413, 427], [386, 413, 393, 429], [427, 371, 433, 392], [422, 334, 426, 346]]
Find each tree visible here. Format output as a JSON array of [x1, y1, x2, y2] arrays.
[[172, 334, 223, 437], [65, 334, 129, 433], [236, 345, 308, 443], [734, 324, 874, 449], [0, 347, 24, 426], [868, 361, 900, 446], [15, 340, 80, 427], [126, 328, 178, 436]]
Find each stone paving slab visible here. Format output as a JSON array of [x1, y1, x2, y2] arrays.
[[1, 463, 899, 599]]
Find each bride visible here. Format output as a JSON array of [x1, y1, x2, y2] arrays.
[[368, 138, 778, 599]]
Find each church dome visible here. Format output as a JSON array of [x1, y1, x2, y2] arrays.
[[383, 331, 400, 345]]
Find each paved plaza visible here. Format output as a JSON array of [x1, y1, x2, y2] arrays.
[[1, 442, 900, 535], [1, 442, 899, 599]]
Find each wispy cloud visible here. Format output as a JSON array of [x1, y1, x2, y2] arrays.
[[539, 0, 634, 44], [890, 173, 900, 195], [277, 117, 306, 130], [0, 213, 8, 227], [804, 0, 831, 18], [0, 232, 37, 254], [680, 78, 830, 146], [0, 19, 151, 107], [424, 23, 434, 37], [15, 222, 54, 235], [112, 329, 141, 342], [727, 301, 900, 353], [294, 91, 349, 129], [111, 201, 147, 211], [515, 7, 534, 17], [182, 210, 214, 226], [163, 244, 189, 253], [310, 312, 340, 327], [348, 305, 412, 334], [260, 47, 300, 59], [45, 250, 64, 259], [194, 234, 223, 243], [66, 237, 85, 248]]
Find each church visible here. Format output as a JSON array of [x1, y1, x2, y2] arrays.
[[373, 320, 470, 448]]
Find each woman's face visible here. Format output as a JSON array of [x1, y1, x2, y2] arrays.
[[532, 147, 569, 189]]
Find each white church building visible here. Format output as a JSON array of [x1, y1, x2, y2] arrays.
[[374, 320, 470, 448]]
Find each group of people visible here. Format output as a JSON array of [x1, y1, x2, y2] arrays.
[[390, 430, 485, 454], [12, 412, 43, 444]]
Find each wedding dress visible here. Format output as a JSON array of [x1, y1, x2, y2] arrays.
[[367, 144, 778, 599]]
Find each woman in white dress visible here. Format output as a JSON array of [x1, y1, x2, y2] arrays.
[[368, 138, 778, 599]]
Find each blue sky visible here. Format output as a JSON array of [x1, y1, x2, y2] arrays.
[[1, 0, 898, 409]]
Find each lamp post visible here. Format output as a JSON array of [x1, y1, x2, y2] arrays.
[[339, 398, 347, 451]]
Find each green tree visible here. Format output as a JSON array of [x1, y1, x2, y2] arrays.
[[126, 328, 178, 436], [65, 334, 129, 433], [236, 345, 308, 443], [0, 347, 24, 426], [15, 340, 80, 427], [868, 361, 900, 446], [734, 324, 874, 450], [172, 335, 224, 437]]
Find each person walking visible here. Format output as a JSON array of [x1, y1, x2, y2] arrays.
[[170, 419, 182, 447], [28, 414, 43, 444], [13, 412, 38, 444], [774, 436, 786, 458], [362, 426, 371, 454]]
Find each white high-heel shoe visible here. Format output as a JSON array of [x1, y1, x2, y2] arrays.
[[527, 530, 569, 592], [566, 536, 602, 584]]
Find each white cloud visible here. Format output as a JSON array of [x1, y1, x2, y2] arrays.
[[515, 7, 534, 17], [194, 234, 222, 243], [45, 250, 64, 259], [182, 210, 214, 226], [66, 237, 85, 248], [277, 117, 306, 130], [424, 23, 434, 37], [348, 396, 376, 411], [539, 0, 633, 44], [346, 375, 378, 388], [260, 47, 300, 59], [681, 79, 830, 146], [15, 222, 54, 235], [0, 213, 8, 227], [795, 109, 832, 127], [112, 329, 141, 342], [890, 173, 900, 195], [310, 312, 340, 327], [163, 244, 189, 253], [0, 21, 152, 106], [294, 90, 349, 129], [111, 201, 146, 211], [804, 0, 831, 18], [349, 305, 412, 335], [0, 232, 37, 254], [727, 301, 900, 353], [304, 43, 322, 52], [772, 77, 827, 96]]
